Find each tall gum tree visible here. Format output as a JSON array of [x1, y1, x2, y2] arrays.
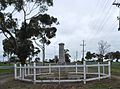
[[0, 0, 58, 65]]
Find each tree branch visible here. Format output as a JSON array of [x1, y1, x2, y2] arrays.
[[22, 6, 26, 23], [26, 2, 40, 16], [33, 39, 43, 50]]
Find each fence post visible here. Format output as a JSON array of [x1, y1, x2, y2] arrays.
[[22, 64, 25, 80], [14, 64, 17, 79], [102, 65, 105, 75], [33, 62, 36, 84], [76, 63, 78, 74], [49, 63, 51, 74], [28, 64, 30, 75], [39, 67, 41, 74], [20, 64, 21, 78], [86, 66, 88, 74], [59, 66, 60, 84], [98, 62, 100, 80], [25, 64, 27, 76], [83, 61, 86, 84], [108, 61, 111, 78]]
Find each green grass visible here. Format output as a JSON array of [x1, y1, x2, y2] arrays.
[[0, 62, 14, 74], [0, 62, 119, 76], [0, 62, 120, 89], [111, 62, 120, 76], [0, 62, 13, 66], [0, 69, 14, 74]]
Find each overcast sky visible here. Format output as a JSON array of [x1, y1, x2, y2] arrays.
[[0, 0, 120, 61]]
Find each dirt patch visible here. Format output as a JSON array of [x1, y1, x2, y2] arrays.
[[112, 75, 120, 79], [0, 78, 120, 89], [0, 73, 14, 84]]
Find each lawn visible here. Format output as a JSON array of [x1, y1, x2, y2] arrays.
[[0, 69, 14, 74], [0, 62, 13, 66], [0, 62, 120, 75], [0, 62, 14, 74], [111, 62, 120, 76]]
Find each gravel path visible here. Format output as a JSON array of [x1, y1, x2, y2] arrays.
[[0, 73, 14, 84], [112, 75, 120, 79]]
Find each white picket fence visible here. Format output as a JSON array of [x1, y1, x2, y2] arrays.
[[14, 61, 111, 84]]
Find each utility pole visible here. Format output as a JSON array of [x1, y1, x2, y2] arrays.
[[76, 51, 78, 62], [80, 40, 86, 62], [113, 1, 120, 31]]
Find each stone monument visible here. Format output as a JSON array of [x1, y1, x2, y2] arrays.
[[58, 43, 65, 64]]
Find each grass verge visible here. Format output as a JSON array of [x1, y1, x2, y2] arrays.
[[0, 69, 14, 74], [111, 62, 120, 76]]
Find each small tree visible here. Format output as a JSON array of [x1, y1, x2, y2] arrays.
[[3, 38, 15, 65], [114, 51, 120, 62], [104, 52, 114, 60], [98, 40, 110, 62], [64, 49, 71, 63], [85, 51, 93, 60], [54, 55, 59, 63]]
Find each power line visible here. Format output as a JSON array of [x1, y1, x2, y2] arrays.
[[85, 0, 113, 42], [87, 0, 114, 43], [102, 0, 111, 12], [89, 0, 101, 18], [96, 1, 113, 32]]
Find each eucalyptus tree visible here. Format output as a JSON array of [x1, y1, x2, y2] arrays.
[[0, 0, 58, 65], [32, 13, 58, 63]]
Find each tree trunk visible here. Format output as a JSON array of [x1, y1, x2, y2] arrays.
[[19, 58, 26, 65], [116, 59, 119, 62], [42, 42, 45, 65]]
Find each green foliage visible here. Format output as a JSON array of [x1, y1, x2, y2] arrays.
[[3, 38, 15, 56], [104, 51, 120, 62], [64, 49, 71, 63], [85, 51, 93, 60], [113, 51, 120, 62], [29, 13, 58, 45], [0, 0, 58, 65], [0, 0, 53, 11]]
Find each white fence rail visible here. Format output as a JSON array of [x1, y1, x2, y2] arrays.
[[14, 61, 111, 84]]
